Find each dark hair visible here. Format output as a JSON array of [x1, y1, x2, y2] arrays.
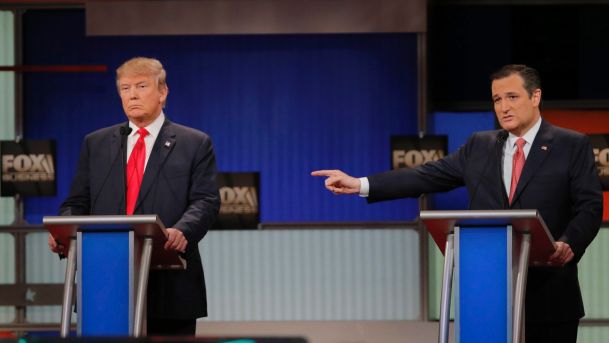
[[490, 64, 541, 97]]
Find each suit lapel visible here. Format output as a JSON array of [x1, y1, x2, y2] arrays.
[[510, 120, 553, 206], [135, 120, 177, 212]]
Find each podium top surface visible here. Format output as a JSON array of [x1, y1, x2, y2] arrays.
[[44, 214, 161, 229], [420, 210, 556, 265], [44, 214, 168, 240], [421, 209, 540, 221], [44, 214, 185, 269]]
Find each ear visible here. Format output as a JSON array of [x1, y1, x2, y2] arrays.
[[159, 85, 169, 104], [531, 88, 541, 107]]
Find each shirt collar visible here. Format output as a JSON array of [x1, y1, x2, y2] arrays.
[[507, 116, 542, 148], [128, 111, 165, 139]]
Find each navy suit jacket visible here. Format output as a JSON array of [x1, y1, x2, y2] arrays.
[[368, 120, 603, 322], [60, 118, 220, 319]]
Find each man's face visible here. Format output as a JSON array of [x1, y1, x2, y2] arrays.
[[118, 74, 167, 126], [491, 73, 541, 137]]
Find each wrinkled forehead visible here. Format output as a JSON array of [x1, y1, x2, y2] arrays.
[[491, 74, 526, 95]]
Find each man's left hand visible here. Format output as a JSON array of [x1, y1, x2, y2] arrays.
[[548, 241, 574, 266], [164, 228, 188, 253]]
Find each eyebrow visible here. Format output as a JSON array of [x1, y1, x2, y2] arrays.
[[119, 81, 149, 88], [493, 91, 520, 98]]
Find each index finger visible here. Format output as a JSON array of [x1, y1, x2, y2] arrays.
[[311, 170, 339, 177]]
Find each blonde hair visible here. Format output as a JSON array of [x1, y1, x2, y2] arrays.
[[116, 57, 167, 90]]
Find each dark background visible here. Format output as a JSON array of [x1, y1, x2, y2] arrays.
[[428, 4, 609, 107]]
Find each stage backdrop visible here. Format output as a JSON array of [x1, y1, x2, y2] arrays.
[[22, 9, 419, 223]]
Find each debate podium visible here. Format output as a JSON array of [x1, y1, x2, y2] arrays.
[[44, 215, 185, 337], [420, 210, 555, 343]]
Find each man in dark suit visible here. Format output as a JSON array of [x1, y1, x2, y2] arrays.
[[312, 64, 602, 342], [49, 57, 220, 335]]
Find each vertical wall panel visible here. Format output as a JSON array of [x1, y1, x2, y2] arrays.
[[0, 10, 16, 323], [25, 233, 69, 323], [579, 227, 609, 319], [0, 10, 15, 224], [201, 228, 420, 321], [0, 233, 15, 323], [578, 326, 609, 343]]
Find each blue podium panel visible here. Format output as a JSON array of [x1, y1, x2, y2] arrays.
[[78, 231, 133, 336], [456, 226, 510, 343]]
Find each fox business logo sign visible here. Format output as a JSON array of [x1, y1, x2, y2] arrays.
[[590, 134, 609, 190], [1, 140, 57, 196], [219, 186, 258, 214], [2, 154, 55, 181], [214, 172, 260, 230], [391, 135, 448, 170]]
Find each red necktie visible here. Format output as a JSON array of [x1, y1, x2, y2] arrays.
[[508, 138, 526, 205], [126, 128, 149, 215]]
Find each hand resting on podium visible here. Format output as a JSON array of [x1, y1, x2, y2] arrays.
[[164, 228, 187, 253], [546, 241, 574, 266], [48, 234, 65, 256], [48, 227, 188, 255]]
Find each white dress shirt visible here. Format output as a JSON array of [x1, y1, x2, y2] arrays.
[[126, 112, 165, 169]]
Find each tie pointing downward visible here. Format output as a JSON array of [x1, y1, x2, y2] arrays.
[[509, 137, 526, 205], [126, 128, 149, 215]]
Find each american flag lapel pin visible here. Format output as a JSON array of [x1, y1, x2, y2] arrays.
[[541, 145, 548, 151], [165, 141, 171, 148]]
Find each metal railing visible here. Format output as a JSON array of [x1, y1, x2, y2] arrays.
[[0, 225, 73, 334]]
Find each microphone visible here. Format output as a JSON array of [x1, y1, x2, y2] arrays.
[[119, 126, 132, 213], [496, 130, 508, 145], [467, 131, 507, 209], [90, 124, 132, 213], [495, 130, 509, 209], [120, 126, 133, 137]]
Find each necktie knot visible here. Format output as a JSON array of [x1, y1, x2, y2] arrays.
[[137, 128, 149, 138], [515, 137, 526, 150]]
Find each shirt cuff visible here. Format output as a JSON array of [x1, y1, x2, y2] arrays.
[[359, 177, 369, 197]]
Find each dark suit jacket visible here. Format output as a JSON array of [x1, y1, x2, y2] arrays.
[[368, 120, 603, 322], [60, 118, 220, 320]]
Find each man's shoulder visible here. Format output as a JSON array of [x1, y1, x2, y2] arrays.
[[84, 122, 126, 141], [543, 120, 587, 140], [472, 129, 504, 139], [467, 129, 504, 145], [164, 120, 212, 141]]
